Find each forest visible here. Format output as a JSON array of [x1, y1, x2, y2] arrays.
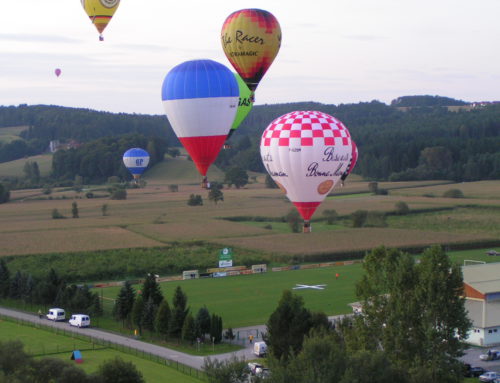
[[0, 95, 499, 183]]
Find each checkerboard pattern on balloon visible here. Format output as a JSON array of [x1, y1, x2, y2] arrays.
[[261, 111, 351, 147]]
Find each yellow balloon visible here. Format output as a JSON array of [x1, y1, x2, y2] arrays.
[[221, 9, 281, 92], [81, 0, 120, 40]]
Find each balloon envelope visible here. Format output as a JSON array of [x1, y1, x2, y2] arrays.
[[221, 9, 281, 91], [54, 68, 61, 77], [260, 111, 353, 221], [161, 59, 239, 176], [123, 148, 150, 178], [81, 0, 120, 38], [228, 73, 253, 138]]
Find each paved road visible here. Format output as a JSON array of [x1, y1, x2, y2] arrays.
[[0, 306, 255, 370], [0, 306, 350, 371]]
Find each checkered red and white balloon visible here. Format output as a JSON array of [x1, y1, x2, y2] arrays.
[[260, 111, 354, 227]]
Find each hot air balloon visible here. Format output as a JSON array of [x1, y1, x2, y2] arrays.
[[161, 59, 239, 188], [123, 148, 150, 183], [227, 73, 253, 141], [341, 140, 358, 186], [221, 9, 281, 94], [80, 0, 120, 41], [54, 68, 61, 77], [260, 111, 353, 232]]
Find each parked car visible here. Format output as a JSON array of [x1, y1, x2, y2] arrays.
[[46, 308, 65, 321], [480, 350, 500, 361], [68, 314, 90, 328], [479, 371, 499, 382], [486, 250, 500, 256], [464, 363, 486, 377]]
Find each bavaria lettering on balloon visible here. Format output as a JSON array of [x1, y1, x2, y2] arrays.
[[323, 147, 349, 162], [306, 162, 344, 177]]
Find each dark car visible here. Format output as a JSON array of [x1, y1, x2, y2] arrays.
[[464, 364, 486, 378]]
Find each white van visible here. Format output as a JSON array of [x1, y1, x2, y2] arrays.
[[69, 314, 90, 328], [254, 341, 267, 357], [46, 308, 65, 321]]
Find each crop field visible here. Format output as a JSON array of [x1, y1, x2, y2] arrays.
[[0, 320, 203, 383], [0, 178, 499, 257]]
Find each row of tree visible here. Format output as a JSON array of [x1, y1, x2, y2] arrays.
[[113, 275, 224, 344], [0, 260, 101, 317]]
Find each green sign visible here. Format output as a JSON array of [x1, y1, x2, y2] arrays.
[[219, 248, 233, 267]]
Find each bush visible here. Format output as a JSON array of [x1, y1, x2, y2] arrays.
[[52, 209, 65, 219], [368, 182, 378, 194], [265, 174, 278, 189], [443, 189, 464, 198], [284, 209, 301, 233], [85, 192, 94, 198], [263, 224, 273, 230], [364, 211, 387, 227], [351, 210, 368, 227], [394, 201, 410, 215], [187, 194, 203, 206], [168, 184, 179, 192], [323, 209, 338, 225], [110, 188, 127, 200]]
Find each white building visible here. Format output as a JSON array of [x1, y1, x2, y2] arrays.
[[463, 262, 500, 346]]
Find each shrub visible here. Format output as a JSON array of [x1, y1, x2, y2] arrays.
[[351, 210, 368, 228], [443, 189, 464, 198], [284, 209, 301, 233], [85, 192, 94, 198], [394, 201, 410, 215], [187, 194, 203, 206], [110, 188, 127, 200], [168, 184, 179, 192], [364, 211, 387, 227], [368, 182, 378, 194], [263, 224, 273, 230], [52, 209, 65, 219], [265, 174, 278, 189], [323, 209, 338, 225]]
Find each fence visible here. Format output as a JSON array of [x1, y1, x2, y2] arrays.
[[0, 314, 207, 381]]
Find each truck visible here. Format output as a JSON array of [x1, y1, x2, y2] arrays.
[[46, 308, 65, 321], [254, 341, 267, 357]]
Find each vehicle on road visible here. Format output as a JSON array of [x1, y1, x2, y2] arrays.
[[68, 314, 90, 328], [480, 371, 499, 382], [486, 250, 500, 256], [254, 341, 267, 357], [46, 308, 65, 321], [463, 364, 486, 377], [480, 350, 500, 361]]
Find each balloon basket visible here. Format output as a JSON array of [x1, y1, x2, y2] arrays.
[[303, 221, 311, 233], [201, 177, 208, 189]]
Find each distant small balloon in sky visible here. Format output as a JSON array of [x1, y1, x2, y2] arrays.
[[54, 68, 61, 77]]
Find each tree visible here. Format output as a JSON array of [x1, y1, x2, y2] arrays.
[[322, 209, 338, 225], [71, 201, 79, 218], [97, 356, 145, 383], [155, 299, 171, 339], [169, 286, 189, 339], [210, 314, 223, 344], [0, 183, 10, 203], [208, 187, 224, 205], [265, 174, 278, 189], [52, 208, 65, 219], [265, 290, 313, 362], [224, 166, 249, 188], [284, 208, 301, 233], [203, 355, 248, 383], [141, 296, 157, 332], [182, 312, 196, 343], [351, 246, 471, 383], [0, 259, 10, 298], [131, 294, 144, 335], [110, 187, 127, 200], [37, 268, 64, 305], [351, 210, 367, 227], [195, 306, 211, 339], [141, 274, 163, 306], [114, 281, 135, 326], [101, 203, 109, 216]]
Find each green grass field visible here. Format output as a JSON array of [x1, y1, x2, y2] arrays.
[[0, 125, 26, 143], [0, 153, 53, 177], [0, 319, 203, 383]]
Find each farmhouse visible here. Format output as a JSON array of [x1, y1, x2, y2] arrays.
[[463, 262, 500, 346]]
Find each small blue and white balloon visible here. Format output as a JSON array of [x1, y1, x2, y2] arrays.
[[123, 148, 150, 180]]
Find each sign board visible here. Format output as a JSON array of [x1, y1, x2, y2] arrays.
[[219, 248, 233, 268]]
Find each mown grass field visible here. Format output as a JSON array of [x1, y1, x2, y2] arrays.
[[0, 153, 53, 177], [0, 125, 26, 143], [0, 319, 203, 383]]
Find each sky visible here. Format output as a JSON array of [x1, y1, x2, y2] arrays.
[[1, 0, 499, 115]]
